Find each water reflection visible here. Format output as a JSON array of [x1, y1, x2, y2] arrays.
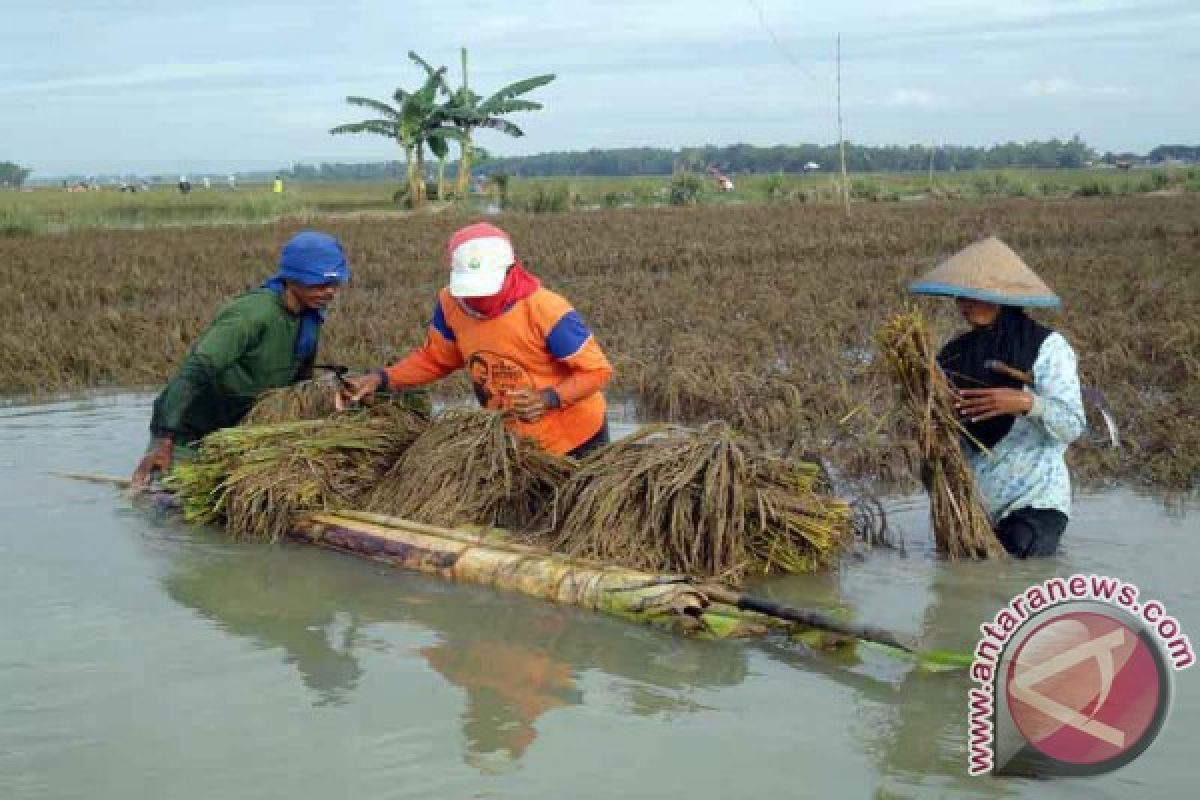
[[155, 532, 749, 770], [862, 549, 1075, 796], [164, 550, 365, 706]]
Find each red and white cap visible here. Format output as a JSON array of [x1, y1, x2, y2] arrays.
[[447, 222, 516, 298]]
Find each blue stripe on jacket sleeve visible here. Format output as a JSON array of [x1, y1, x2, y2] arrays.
[[546, 310, 591, 359], [431, 300, 456, 342]]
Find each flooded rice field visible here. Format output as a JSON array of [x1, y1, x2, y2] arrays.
[[1, 393, 1196, 799]]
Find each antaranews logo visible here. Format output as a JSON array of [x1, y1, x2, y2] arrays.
[[967, 574, 1194, 777]]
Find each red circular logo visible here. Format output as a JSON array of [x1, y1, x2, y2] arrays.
[[1005, 611, 1163, 766]]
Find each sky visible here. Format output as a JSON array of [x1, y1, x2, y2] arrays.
[[2, 0, 1196, 177]]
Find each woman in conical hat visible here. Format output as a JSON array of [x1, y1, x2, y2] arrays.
[[909, 237, 1085, 558]]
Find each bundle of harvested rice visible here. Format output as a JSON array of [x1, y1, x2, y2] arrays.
[[241, 379, 337, 425], [363, 409, 574, 530], [169, 404, 429, 540], [541, 423, 853, 584], [876, 309, 1006, 559], [243, 379, 432, 425]]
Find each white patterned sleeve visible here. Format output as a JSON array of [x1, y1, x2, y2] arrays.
[[1027, 332, 1086, 444]]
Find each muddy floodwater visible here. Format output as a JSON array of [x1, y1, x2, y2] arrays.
[[2, 394, 1196, 799]]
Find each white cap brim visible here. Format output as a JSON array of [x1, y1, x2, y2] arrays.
[[448, 235, 513, 297], [450, 268, 507, 298]]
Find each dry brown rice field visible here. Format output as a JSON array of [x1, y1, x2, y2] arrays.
[[3, 195, 1197, 489]]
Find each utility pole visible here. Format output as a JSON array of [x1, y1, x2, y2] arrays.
[[837, 33, 849, 214]]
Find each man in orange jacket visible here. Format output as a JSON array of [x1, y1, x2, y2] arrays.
[[341, 223, 613, 457]]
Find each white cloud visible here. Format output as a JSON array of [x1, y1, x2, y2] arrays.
[[884, 89, 945, 108], [0, 61, 290, 95], [1022, 77, 1132, 98]]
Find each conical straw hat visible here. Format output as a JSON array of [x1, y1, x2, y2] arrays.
[[908, 236, 1060, 307]]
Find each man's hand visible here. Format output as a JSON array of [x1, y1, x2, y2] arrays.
[[132, 437, 174, 488], [955, 388, 1033, 423], [507, 389, 550, 423], [337, 372, 383, 411]]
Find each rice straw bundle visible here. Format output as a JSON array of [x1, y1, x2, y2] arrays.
[[170, 404, 429, 540], [876, 309, 1006, 559], [243, 379, 432, 425], [363, 409, 574, 530], [542, 423, 853, 584], [242, 379, 338, 425]]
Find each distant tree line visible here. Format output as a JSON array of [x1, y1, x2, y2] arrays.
[[479, 136, 1100, 176], [273, 136, 1194, 181], [287, 161, 405, 181], [1145, 145, 1200, 163], [1, 161, 32, 187]]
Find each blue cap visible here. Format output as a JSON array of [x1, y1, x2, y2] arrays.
[[278, 231, 350, 286]]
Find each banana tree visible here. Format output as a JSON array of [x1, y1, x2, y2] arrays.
[[410, 48, 555, 197], [330, 65, 450, 208], [406, 52, 463, 201]]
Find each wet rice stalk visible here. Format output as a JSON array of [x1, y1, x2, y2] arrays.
[[876, 310, 1006, 560]]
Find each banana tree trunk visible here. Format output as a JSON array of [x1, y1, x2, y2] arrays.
[[291, 510, 776, 639], [437, 157, 447, 202], [456, 134, 474, 197], [413, 146, 427, 207], [403, 143, 417, 208]]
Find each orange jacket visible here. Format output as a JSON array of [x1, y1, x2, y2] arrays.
[[383, 287, 612, 455]]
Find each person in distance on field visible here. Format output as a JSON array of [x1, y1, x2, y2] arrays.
[[340, 222, 613, 458], [909, 237, 1085, 557], [131, 231, 350, 486]]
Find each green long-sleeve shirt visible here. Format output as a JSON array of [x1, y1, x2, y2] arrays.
[[150, 289, 315, 444]]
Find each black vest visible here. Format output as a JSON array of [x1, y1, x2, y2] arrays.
[[937, 308, 1052, 450]]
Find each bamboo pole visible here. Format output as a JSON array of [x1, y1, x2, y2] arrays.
[[837, 33, 849, 215]]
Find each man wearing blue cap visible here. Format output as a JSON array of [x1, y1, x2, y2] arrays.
[[131, 231, 350, 486]]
